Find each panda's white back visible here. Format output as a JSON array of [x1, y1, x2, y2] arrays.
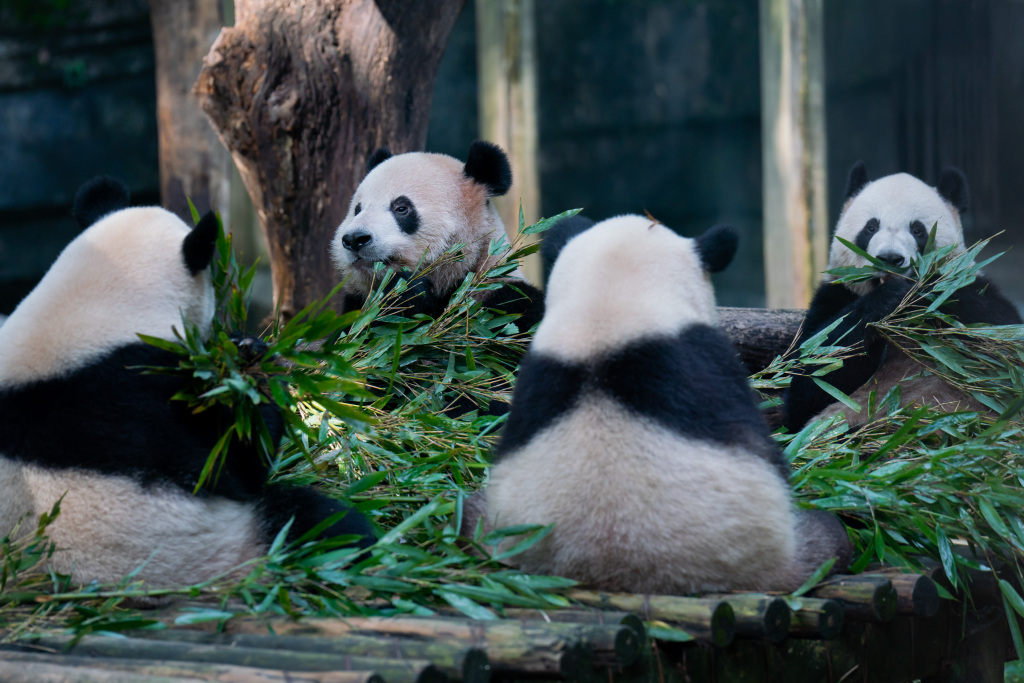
[[485, 215, 812, 594]]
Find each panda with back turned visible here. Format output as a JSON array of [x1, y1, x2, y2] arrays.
[[465, 215, 851, 594], [330, 141, 544, 332], [783, 162, 1022, 432], [0, 178, 374, 587]]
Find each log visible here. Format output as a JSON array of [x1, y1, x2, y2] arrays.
[[6, 635, 441, 683], [808, 574, 899, 622], [786, 597, 845, 639], [195, 0, 467, 319], [717, 306, 804, 373], [137, 630, 489, 683], [0, 651, 381, 683], [565, 590, 735, 648], [706, 593, 791, 642]]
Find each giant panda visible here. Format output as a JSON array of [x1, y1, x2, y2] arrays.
[[783, 162, 1022, 432], [465, 215, 851, 594], [330, 141, 544, 331], [0, 177, 374, 588]]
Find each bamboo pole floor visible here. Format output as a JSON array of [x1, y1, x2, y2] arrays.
[[0, 568, 1015, 683]]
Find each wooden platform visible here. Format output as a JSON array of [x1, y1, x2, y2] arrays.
[[0, 569, 1014, 683]]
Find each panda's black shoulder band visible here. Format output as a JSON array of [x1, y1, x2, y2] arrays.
[[183, 211, 219, 276], [464, 140, 512, 197], [72, 176, 131, 229]]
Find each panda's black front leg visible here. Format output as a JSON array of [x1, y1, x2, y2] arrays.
[[257, 484, 376, 549], [783, 278, 912, 431]]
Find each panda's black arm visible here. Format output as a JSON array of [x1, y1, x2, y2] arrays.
[[783, 280, 910, 432], [256, 484, 376, 548], [484, 280, 545, 333], [940, 275, 1023, 326]]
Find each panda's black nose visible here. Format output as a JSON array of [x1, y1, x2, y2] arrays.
[[342, 230, 373, 252], [876, 251, 906, 267]]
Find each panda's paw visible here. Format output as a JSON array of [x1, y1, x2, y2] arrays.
[[229, 333, 271, 365], [388, 273, 439, 316]]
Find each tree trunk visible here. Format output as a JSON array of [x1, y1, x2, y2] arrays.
[[194, 0, 467, 320], [149, 0, 232, 223]]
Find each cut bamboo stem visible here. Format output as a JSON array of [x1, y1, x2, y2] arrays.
[[138, 629, 489, 683], [808, 575, 898, 622], [565, 590, 735, 647], [706, 593, 791, 642], [496, 608, 647, 646], [866, 570, 941, 617], [6, 635, 441, 683], [0, 650, 382, 683], [786, 597, 845, 639]]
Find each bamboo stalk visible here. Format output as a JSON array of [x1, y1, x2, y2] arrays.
[[6, 635, 441, 683], [496, 608, 647, 646], [706, 593, 791, 642], [565, 591, 735, 647], [0, 659, 198, 683], [138, 629, 489, 683], [808, 575, 898, 622], [0, 651, 381, 683], [786, 597, 844, 639], [865, 570, 941, 617], [193, 616, 606, 677]]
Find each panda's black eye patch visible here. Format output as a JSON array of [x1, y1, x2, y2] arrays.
[[389, 195, 420, 235], [854, 218, 880, 252], [354, 203, 362, 216], [910, 220, 928, 253]]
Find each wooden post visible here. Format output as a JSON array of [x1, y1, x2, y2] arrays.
[[758, 0, 829, 308], [475, 0, 542, 286], [148, 0, 232, 223]]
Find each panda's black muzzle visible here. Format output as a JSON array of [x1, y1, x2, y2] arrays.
[[342, 230, 373, 253]]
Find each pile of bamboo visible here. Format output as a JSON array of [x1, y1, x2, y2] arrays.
[[0, 569, 941, 682]]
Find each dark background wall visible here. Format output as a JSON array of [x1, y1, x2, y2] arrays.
[[3, 0, 1023, 313]]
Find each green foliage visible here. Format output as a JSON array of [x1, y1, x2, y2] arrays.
[[773, 233, 1024, 654], [0, 209, 583, 634]]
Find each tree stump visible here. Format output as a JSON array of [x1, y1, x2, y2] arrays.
[[194, 0, 467, 319]]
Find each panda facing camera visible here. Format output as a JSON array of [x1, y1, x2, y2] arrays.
[[330, 141, 544, 332], [0, 177, 374, 588], [465, 215, 851, 595], [783, 162, 1022, 432]]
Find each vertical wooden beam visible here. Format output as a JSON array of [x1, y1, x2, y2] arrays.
[[758, 0, 829, 308], [148, 0, 231, 224], [475, 0, 542, 286]]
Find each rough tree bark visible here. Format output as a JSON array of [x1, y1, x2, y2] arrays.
[[149, 0, 232, 222], [194, 0, 467, 319]]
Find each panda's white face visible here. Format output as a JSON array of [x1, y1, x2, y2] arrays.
[[0, 207, 215, 384], [330, 152, 506, 298], [534, 215, 723, 361], [830, 173, 965, 294]]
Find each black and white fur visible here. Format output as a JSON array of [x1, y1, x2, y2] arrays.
[[467, 215, 850, 594], [330, 141, 543, 331], [0, 178, 374, 587], [783, 162, 1022, 432]]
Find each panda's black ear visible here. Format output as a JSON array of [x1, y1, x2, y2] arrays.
[[72, 176, 130, 229], [182, 211, 219, 276], [464, 140, 512, 197], [937, 166, 970, 214], [694, 224, 738, 273], [366, 146, 393, 173], [844, 161, 870, 200]]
